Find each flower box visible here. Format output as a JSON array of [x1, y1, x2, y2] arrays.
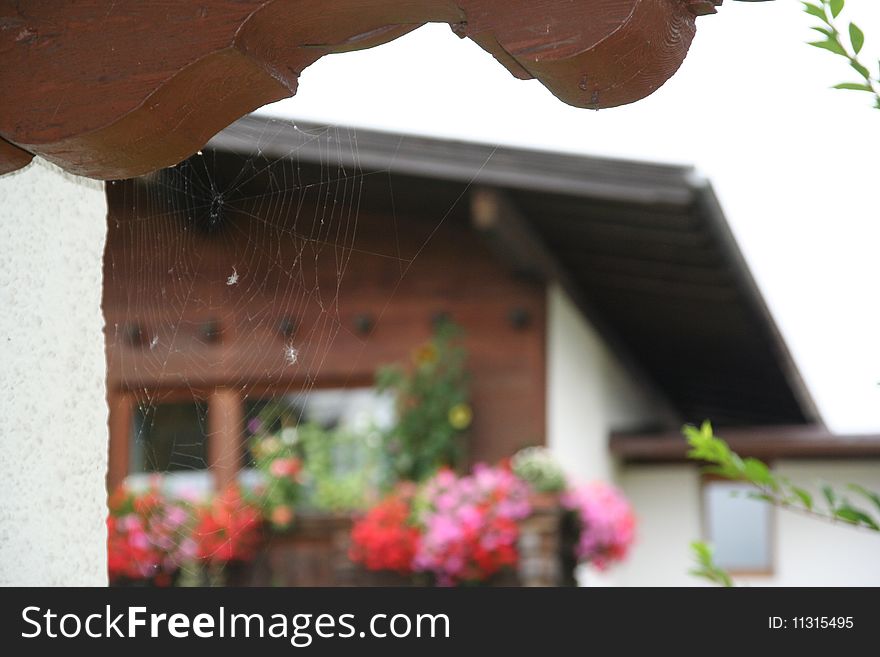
[[235, 494, 578, 587]]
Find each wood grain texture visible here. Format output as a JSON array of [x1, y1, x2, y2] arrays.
[[0, 136, 33, 174], [103, 162, 548, 467], [0, 0, 719, 179]]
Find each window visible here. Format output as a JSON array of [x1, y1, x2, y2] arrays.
[[245, 388, 394, 435], [702, 479, 773, 573], [122, 387, 393, 495], [243, 387, 394, 469], [130, 400, 209, 473]]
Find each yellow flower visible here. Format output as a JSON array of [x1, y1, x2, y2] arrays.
[[413, 343, 438, 366], [448, 403, 472, 430], [264, 437, 281, 453]]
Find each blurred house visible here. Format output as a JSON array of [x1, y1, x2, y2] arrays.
[[104, 115, 880, 586]]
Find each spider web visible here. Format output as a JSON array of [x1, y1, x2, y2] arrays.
[[103, 116, 492, 584]]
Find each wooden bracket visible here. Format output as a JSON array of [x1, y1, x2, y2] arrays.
[[0, 0, 720, 179]]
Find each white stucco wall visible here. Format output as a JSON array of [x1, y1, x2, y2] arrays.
[[546, 283, 880, 587], [546, 284, 669, 483], [615, 460, 880, 586], [0, 160, 108, 585], [546, 284, 677, 586]]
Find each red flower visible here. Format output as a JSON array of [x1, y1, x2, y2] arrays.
[[193, 485, 264, 565], [106, 483, 196, 585], [349, 488, 420, 575]]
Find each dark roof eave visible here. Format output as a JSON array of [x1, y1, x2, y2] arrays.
[[692, 183, 824, 427], [610, 425, 880, 463], [208, 114, 697, 206], [206, 113, 823, 429]]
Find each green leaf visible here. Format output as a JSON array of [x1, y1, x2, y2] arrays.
[[701, 419, 713, 438], [834, 505, 880, 531], [809, 39, 848, 57], [822, 484, 837, 510], [847, 484, 880, 514], [747, 492, 775, 504], [833, 82, 874, 91], [691, 540, 711, 562], [790, 486, 814, 510], [802, 2, 827, 21], [850, 60, 871, 80], [811, 26, 834, 39], [689, 542, 733, 588], [829, 0, 845, 19], [849, 23, 865, 55], [702, 465, 743, 480], [743, 458, 777, 489]]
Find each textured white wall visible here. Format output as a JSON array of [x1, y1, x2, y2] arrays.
[[546, 284, 676, 586], [0, 160, 108, 585], [615, 460, 880, 586], [545, 284, 669, 483]]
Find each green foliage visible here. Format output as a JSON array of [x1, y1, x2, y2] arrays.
[[684, 421, 880, 533], [376, 320, 471, 483], [802, 0, 880, 108], [249, 403, 384, 522], [689, 541, 734, 588], [297, 422, 383, 512], [250, 421, 304, 530]]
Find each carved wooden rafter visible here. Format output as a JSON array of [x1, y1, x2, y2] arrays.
[[0, 0, 721, 179]]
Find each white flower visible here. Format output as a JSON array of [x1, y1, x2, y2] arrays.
[[281, 427, 298, 446]]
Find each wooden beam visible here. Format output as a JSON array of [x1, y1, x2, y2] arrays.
[[0, 0, 720, 179], [207, 388, 243, 491], [106, 391, 134, 493], [610, 425, 880, 463]]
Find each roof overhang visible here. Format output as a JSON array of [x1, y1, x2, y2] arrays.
[[206, 115, 821, 430], [611, 426, 880, 463]]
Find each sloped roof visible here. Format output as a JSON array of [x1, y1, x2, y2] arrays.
[[208, 115, 819, 430]]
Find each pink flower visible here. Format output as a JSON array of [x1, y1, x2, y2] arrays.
[[269, 457, 302, 479], [414, 465, 531, 585], [562, 482, 636, 570]]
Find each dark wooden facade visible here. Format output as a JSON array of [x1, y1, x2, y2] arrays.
[[103, 151, 547, 490]]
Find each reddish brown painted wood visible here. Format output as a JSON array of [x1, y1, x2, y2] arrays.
[[0, 0, 720, 179], [103, 175, 548, 468], [208, 388, 244, 490], [106, 391, 134, 492], [0, 137, 33, 174]]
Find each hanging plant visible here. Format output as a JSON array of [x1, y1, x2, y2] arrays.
[[376, 319, 472, 483]]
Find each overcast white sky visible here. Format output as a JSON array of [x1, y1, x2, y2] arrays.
[[256, 1, 880, 433]]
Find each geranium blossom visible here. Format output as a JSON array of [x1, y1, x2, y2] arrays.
[[107, 483, 197, 585], [193, 485, 263, 564], [349, 484, 420, 574], [414, 465, 531, 585], [562, 482, 636, 570]]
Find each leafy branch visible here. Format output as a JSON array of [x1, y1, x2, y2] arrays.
[[803, 0, 880, 108], [690, 541, 734, 587], [684, 421, 880, 532]]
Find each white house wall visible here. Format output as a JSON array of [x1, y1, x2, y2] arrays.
[[0, 160, 108, 585], [545, 283, 669, 483], [615, 460, 880, 586]]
